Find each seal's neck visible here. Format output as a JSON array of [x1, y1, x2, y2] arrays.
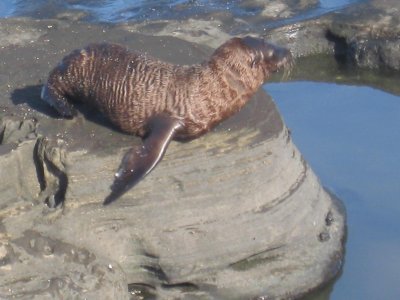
[[208, 56, 264, 95], [181, 58, 264, 127]]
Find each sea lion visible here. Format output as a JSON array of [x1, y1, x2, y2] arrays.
[[41, 36, 293, 205]]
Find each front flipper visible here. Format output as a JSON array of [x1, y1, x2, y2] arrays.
[[103, 115, 183, 205], [41, 84, 77, 118]]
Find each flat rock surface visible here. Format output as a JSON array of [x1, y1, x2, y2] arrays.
[[0, 19, 345, 299]]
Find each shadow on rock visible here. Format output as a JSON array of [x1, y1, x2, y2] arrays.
[[11, 85, 60, 118], [11, 84, 121, 133]]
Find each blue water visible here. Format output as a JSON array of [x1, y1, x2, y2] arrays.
[[266, 82, 400, 300], [1, 0, 252, 20], [320, 0, 357, 9], [0, 1, 14, 17], [0, 0, 364, 22]]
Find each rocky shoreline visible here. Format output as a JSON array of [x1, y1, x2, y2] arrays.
[[0, 0, 398, 299]]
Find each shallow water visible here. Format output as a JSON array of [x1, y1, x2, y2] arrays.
[[266, 82, 400, 300], [1, 0, 363, 24]]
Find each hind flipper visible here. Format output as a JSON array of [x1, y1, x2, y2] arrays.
[[41, 84, 77, 118], [104, 114, 183, 205]]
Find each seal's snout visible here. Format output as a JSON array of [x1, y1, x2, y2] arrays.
[[264, 43, 293, 73], [241, 36, 293, 74]]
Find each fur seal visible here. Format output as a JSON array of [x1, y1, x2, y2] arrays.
[[41, 36, 292, 205]]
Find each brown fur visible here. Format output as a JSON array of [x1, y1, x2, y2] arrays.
[[42, 37, 292, 140]]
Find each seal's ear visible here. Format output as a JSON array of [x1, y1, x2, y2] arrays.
[[242, 36, 264, 68]]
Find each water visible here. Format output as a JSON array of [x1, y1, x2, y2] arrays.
[[266, 82, 400, 300], [0, 1, 14, 17], [0, 0, 363, 23], [1, 0, 255, 20]]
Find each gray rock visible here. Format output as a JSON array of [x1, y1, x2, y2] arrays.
[[265, 0, 400, 71], [0, 18, 345, 299]]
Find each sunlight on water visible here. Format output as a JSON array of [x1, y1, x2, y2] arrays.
[[0, 0, 364, 21]]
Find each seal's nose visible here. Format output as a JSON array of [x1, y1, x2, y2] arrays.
[[265, 43, 293, 72], [275, 47, 291, 62], [266, 43, 291, 62]]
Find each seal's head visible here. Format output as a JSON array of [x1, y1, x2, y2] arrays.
[[241, 36, 293, 75], [210, 36, 293, 86]]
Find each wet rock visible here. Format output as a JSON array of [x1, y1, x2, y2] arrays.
[[265, 0, 400, 71], [327, 25, 400, 71]]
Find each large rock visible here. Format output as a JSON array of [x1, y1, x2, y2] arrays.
[[0, 18, 345, 299], [265, 0, 400, 72]]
